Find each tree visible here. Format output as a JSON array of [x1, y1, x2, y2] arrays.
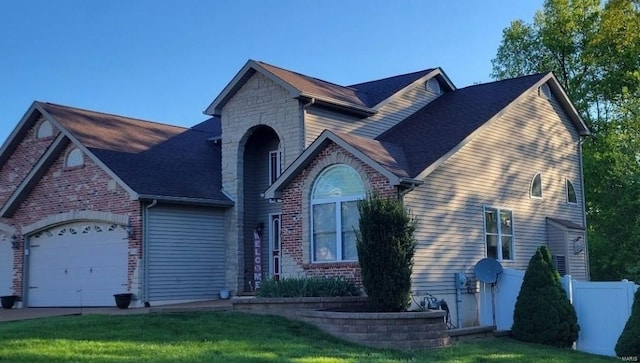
[[616, 287, 640, 357], [512, 246, 579, 347], [492, 0, 640, 281], [355, 193, 417, 312]]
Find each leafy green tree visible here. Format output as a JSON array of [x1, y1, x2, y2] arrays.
[[355, 193, 416, 312], [512, 246, 579, 347], [616, 287, 640, 357], [492, 0, 640, 281]]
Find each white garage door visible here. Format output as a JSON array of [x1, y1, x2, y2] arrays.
[[28, 222, 128, 307], [0, 232, 13, 296]]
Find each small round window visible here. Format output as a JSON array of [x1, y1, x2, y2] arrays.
[[65, 148, 84, 168]]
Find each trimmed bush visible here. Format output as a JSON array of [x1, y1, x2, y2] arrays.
[[615, 287, 640, 357], [255, 276, 360, 298], [512, 246, 579, 347], [356, 193, 417, 312]]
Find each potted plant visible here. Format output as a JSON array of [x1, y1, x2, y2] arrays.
[[113, 293, 133, 309], [1, 295, 18, 309]]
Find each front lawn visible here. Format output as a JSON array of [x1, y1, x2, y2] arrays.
[[0, 311, 616, 362]]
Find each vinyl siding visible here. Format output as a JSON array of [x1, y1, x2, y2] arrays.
[[547, 222, 568, 275], [146, 205, 226, 301], [304, 82, 441, 145], [404, 89, 586, 296], [568, 231, 587, 280]]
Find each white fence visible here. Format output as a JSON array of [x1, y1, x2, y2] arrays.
[[479, 269, 638, 357]]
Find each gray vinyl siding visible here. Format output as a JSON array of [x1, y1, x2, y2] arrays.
[[404, 89, 586, 296], [146, 205, 226, 301], [547, 223, 567, 258], [304, 82, 441, 145], [568, 231, 587, 280]]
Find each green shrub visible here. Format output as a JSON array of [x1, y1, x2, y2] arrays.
[[615, 287, 640, 357], [512, 246, 579, 347], [255, 276, 360, 298], [356, 193, 417, 312]]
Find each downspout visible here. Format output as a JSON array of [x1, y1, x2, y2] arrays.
[[142, 199, 158, 306], [301, 98, 315, 149], [578, 137, 590, 280]]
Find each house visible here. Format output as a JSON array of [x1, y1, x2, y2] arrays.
[[0, 60, 590, 327]]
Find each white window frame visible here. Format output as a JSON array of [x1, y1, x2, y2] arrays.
[[530, 173, 543, 199], [310, 165, 364, 263], [36, 120, 53, 139], [65, 148, 84, 168], [268, 150, 282, 186], [539, 83, 552, 99], [483, 206, 515, 261], [566, 179, 578, 204], [425, 78, 441, 94]]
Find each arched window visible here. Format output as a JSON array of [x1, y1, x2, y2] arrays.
[[311, 165, 364, 262], [36, 120, 53, 139], [65, 148, 84, 168], [530, 173, 542, 198], [425, 78, 441, 94], [566, 179, 577, 204]]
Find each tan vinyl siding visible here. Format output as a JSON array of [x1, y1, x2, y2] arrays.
[[304, 82, 441, 145], [547, 223, 567, 258], [404, 89, 586, 296]]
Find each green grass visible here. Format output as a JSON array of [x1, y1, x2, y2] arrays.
[[0, 311, 617, 362]]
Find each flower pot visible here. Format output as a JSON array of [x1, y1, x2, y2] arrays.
[[113, 293, 133, 309], [1, 295, 18, 309], [219, 289, 230, 300]]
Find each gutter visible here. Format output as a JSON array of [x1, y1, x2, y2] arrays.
[[142, 199, 158, 306], [578, 136, 591, 280], [137, 194, 234, 207]]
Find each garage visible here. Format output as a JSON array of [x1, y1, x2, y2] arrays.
[[27, 222, 128, 307], [0, 232, 13, 296]]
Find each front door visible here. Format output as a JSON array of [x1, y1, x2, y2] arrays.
[[270, 214, 281, 280]]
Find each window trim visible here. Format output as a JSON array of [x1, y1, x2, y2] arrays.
[[65, 148, 84, 168], [538, 83, 552, 99], [483, 206, 515, 261], [566, 178, 578, 204], [310, 165, 364, 263], [530, 173, 543, 199], [268, 150, 282, 186], [425, 78, 441, 94], [36, 120, 54, 139]]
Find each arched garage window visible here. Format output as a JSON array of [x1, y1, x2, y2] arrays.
[[311, 165, 364, 262]]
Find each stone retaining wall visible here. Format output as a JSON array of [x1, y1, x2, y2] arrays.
[[297, 310, 449, 350]]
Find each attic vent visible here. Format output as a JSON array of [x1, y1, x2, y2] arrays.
[[538, 83, 551, 99], [552, 255, 567, 276], [425, 78, 441, 94], [36, 120, 53, 139]]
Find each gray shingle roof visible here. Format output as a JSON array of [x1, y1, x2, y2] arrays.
[[257, 61, 433, 109], [40, 103, 230, 204], [376, 73, 548, 177]]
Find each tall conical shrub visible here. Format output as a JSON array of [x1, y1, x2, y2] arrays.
[[512, 246, 579, 347], [356, 193, 416, 312], [615, 287, 640, 357]]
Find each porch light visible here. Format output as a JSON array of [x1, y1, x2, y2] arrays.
[[10, 234, 18, 249]]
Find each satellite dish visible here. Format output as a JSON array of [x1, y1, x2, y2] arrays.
[[474, 258, 504, 327], [474, 258, 503, 284]]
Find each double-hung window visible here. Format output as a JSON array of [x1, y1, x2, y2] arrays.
[[484, 207, 514, 260], [311, 165, 364, 262]]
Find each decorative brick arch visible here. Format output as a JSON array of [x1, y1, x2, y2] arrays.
[[22, 211, 129, 235]]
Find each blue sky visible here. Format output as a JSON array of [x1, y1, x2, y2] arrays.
[[0, 1, 543, 143]]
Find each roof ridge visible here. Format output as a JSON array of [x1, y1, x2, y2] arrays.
[[348, 68, 435, 88], [457, 72, 549, 90], [40, 101, 188, 131], [256, 60, 359, 91]]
